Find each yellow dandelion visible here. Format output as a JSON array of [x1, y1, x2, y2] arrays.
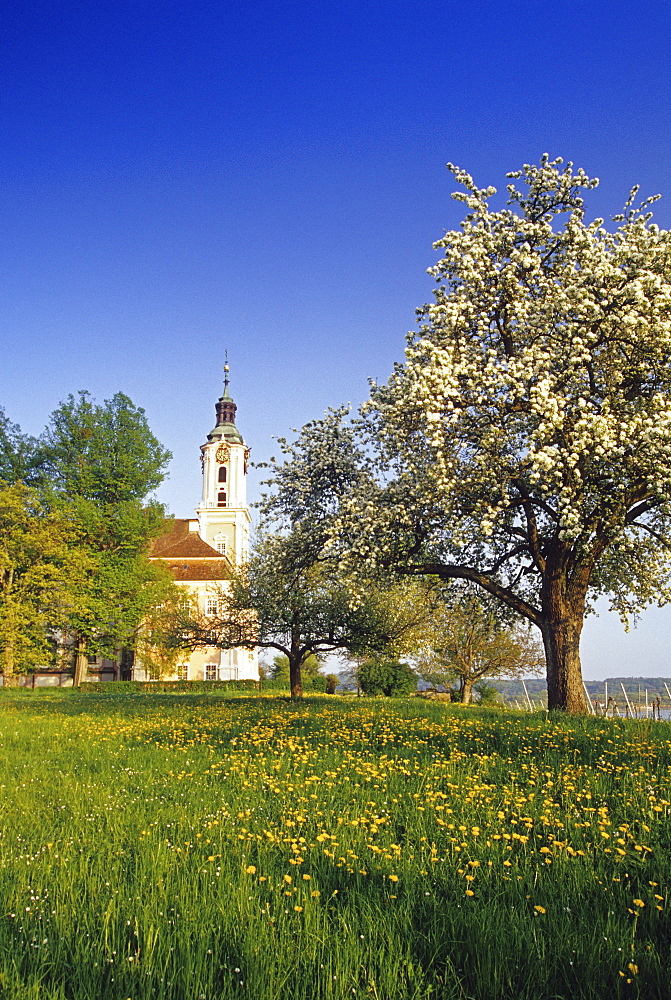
[[534, 905, 546, 914], [245, 865, 256, 874]]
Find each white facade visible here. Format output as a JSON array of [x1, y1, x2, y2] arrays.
[[197, 435, 250, 566], [139, 370, 259, 684]]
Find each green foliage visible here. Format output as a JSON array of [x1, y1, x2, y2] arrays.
[[414, 586, 544, 704], [78, 678, 259, 693], [0, 390, 177, 680], [40, 391, 176, 665], [42, 390, 170, 505], [474, 680, 501, 704], [269, 654, 330, 691], [0, 483, 89, 678], [0, 406, 40, 486], [270, 652, 322, 682], [357, 658, 417, 697]]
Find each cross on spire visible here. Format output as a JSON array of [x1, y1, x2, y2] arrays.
[[223, 351, 230, 395]]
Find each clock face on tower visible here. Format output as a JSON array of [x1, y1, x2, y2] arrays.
[[216, 443, 230, 462]]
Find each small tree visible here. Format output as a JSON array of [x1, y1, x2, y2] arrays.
[[357, 658, 417, 697], [325, 673, 339, 694], [474, 680, 501, 705], [415, 587, 544, 704], [270, 652, 322, 684], [167, 533, 431, 697]]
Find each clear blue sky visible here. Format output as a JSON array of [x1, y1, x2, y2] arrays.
[[1, 1, 670, 679]]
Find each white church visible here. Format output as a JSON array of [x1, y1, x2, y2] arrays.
[[134, 366, 259, 683]]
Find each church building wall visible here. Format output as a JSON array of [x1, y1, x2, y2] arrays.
[[138, 367, 259, 684]]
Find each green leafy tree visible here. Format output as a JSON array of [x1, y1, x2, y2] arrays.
[[269, 652, 322, 686], [415, 587, 544, 705], [473, 680, 501, 705], [0, 483, 88, 683], [270, 651, 322, 681], [357, 659, 417, 697], [324, 673, 339, 694], [41, 391, 175, 682], [0, 406, 41, 485]]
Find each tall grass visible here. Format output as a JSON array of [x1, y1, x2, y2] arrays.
[[0, 691, 669, 999]]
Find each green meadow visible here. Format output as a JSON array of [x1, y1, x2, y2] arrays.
[[0, 691, 669, 1000]]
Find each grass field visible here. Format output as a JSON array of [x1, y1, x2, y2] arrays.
[[0, 691, 669, 1000]]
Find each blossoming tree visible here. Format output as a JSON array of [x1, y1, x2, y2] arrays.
[[352, 156, 671, 711]]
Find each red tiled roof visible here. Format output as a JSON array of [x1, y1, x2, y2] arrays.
[[150, 519, 232, 581], [162, 560, 230, 582]]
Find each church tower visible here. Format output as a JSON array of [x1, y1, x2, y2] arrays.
[[196, 363, 251, 565]]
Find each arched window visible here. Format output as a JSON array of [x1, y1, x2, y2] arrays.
[[218, 466, 227, 483], [217, 491, 226, 507]]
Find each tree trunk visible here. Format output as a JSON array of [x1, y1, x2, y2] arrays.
[[73, 634, 88, 687], [460, 678, 473, 705], [2, 638, 18, 686], [288, 629, 303, 697], [540, 563, 587, 712]]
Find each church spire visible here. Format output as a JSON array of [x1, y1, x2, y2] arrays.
[[198, 357, 251, 566], [209, 357, 242, 441]]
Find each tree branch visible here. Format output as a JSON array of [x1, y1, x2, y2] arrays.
[[398, 562, 543, 628]]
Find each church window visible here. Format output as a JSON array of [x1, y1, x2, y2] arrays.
[[205, 663, 218, 681], [177, 663, 188, 681], [214, 535, 227, 555], [206, 596, 219, 616], [218, 466, 227, 483], [217, 491, 227, 507]]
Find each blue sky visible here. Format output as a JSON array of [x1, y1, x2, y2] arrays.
[[1, 1, 670, 678]]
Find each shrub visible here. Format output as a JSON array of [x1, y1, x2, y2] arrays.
[[358, 659, 417, 697], [79, 679, 259, 693]]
